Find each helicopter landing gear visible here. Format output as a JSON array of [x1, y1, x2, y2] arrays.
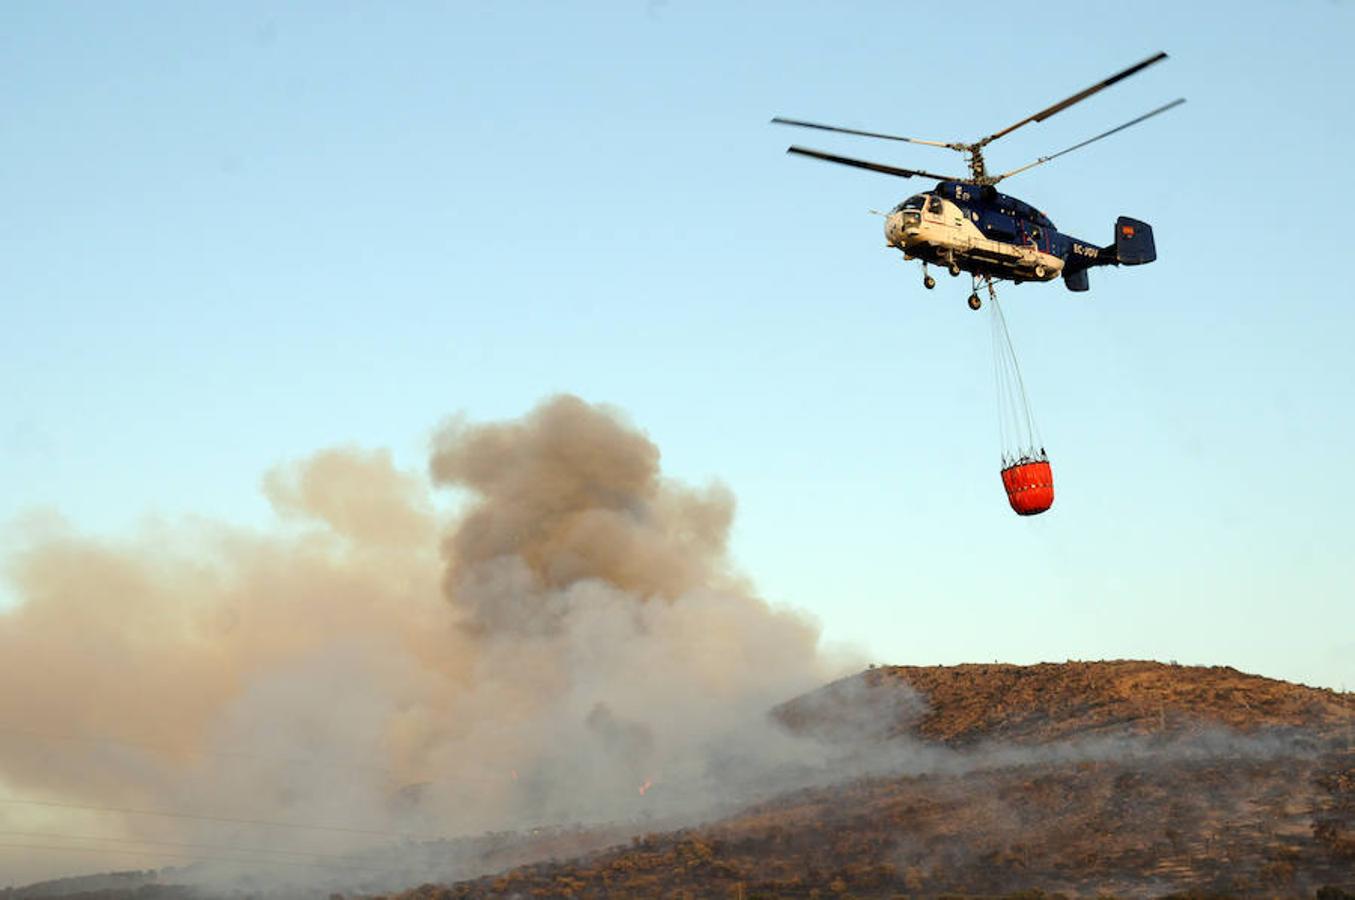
[[1035, 264, 1047, 278], [969, 274, 997, 311], [922, 265, 936, 290], [948, 261, 962, 277]]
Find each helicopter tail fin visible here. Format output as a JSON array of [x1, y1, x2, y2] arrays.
[[1108, 216, 1156, 265], [1065, 216, 1154, 291]]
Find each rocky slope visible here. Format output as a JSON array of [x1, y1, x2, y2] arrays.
[[399, 661, 1355, 898], [11, 662, 1354, 898]]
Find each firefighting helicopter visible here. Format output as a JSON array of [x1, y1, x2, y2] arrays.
[[774, 52, 1184, 310]]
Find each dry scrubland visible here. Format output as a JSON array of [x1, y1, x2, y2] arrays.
[[8, 661, 1355, 899], [389, 661, 1355, 898]]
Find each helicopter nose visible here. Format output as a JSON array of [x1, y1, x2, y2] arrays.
[[885, 212, 904, 247]]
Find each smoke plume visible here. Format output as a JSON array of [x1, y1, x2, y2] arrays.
[[0, 396, 847, 890]]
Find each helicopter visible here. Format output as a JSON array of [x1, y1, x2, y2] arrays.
[[774, 52, 1184, 310]]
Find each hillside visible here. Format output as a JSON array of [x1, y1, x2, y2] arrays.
[[782, 660, 1355, 746], [400, 661, 1355, 898], [10, 662, 1354, 899]]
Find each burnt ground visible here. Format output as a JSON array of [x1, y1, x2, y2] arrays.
[[388, 661, 1355, 898], [10, 662, 1355, 899]]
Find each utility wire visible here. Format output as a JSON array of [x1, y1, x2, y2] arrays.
[[0, 724, 513, 789], [0, 725, 393, 777], [0, 797, 445, 841], [0, 841, 383, 872], [0, 828, 364, 863]]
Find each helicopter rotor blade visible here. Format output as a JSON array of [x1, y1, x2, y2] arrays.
[[981, 51, 1169, 146], [989, 97, 1186, 183], [785, 146, 957, 182], [772, 117, 955, 148]]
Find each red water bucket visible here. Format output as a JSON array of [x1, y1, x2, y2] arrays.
[[1000, 459, 1054, 516]]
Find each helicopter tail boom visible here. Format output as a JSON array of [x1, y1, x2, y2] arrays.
[[1062, 216, 1155, 291]]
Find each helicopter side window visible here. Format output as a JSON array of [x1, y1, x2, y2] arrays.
[[926, 196, 943, 215]]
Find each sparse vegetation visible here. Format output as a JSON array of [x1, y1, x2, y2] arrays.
[[394, 662, 1355, 898], [15, 662, 1355, 899]]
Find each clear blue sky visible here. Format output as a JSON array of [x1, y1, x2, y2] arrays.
[[3, 1, 1352, 689]]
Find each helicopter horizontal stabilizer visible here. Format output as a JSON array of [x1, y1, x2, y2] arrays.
[[1064, 268, 1090, 292], [1110, 216, 1156, 265]]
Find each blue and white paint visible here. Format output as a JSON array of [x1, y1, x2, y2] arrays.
[[883, 181, 1156, 293]]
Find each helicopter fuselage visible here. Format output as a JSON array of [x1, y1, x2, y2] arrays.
[[884, 181, 1108, 285], [777, 52, 1176, 301]]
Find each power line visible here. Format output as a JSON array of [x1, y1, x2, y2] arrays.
[[0, 797, 444, 841], [0, 841, 383, 872], [0, 829, 363, 864], [0, 724, 512, 789], [0, 725, 393, 776]]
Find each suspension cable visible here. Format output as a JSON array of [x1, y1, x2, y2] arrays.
[[987, 285, 1044, 463]]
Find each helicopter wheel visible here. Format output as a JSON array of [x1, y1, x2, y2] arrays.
[[948, 262, 962, 277], [1035, 264, 1046, 278], [924, 274, 936, 290], [967, 293, 982, 311]]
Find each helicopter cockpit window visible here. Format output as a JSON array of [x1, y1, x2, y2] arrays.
[[895, 195, 926, 213], [926, 196, 943, 214]]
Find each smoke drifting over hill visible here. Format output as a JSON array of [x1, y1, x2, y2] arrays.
[[0, 396, 847, 889]]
